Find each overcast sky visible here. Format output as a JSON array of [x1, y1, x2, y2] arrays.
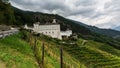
[[10, 0, 120, 28]]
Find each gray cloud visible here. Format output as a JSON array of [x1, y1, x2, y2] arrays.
[[10, 0, 120, 28], [105, 0, 120, 12], [10, 0, 96, 15], [75, 0, 96, 6]]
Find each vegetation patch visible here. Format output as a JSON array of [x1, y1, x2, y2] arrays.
[[0, 34, 39, 68]]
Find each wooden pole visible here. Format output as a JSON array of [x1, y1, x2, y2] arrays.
[[34, 36, 37, 51], [34, 35, 40, 68], [60, 45, 63, 68], [42, 42, 44, 68], [34, 36, 39, 64]]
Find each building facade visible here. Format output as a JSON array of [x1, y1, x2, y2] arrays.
[[24, 19, 72, 40], [33, 19, 62, 39], [33, 23, 62, 39]]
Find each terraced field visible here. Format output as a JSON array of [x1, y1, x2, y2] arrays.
[[63, 41, 120, 68], [35, 34, 120, 68], [34, 37, 84, 68]]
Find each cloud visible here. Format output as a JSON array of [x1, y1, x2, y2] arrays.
[[10, 0, 120, 28]]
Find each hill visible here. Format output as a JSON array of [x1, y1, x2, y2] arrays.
[[12, 6, 120, 39], [0, 1, 120, 68], [72, 20, 120, 39], [0, 30, 85, 68], [0, 1, 120, 50], [22, 30, 120, 68], [13, 6, 92, 36], [12, 7, 120, 49], [0, 29, 120, 68], [0, 0, 120, 39]]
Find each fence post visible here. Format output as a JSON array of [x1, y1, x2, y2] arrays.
[[34, 36, 37, 51], [60, 45, 63, 68], [33, 33, 41, 68], [42, 42, 45, 68]]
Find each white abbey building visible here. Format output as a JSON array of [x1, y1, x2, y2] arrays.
[[24, 19, 72, 39]]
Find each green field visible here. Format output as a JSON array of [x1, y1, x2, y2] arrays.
[[0, 34, 39, 68], [34, 33, 120, 68], [0, 32, 120, 68]]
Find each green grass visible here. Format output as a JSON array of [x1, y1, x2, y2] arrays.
[[0, 34, 39, 68], [0, 34, 33, 55], [65, 38, 120, 68], [35, 35, 120, 68], [1, 31, 120, 68], [31, 35, 83, 68], [84, 39, 120, 57]]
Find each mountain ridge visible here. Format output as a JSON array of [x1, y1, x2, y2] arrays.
[[13, 7, 120, 50], [13, 6, 120, 38], [71, 20, 120, 39]]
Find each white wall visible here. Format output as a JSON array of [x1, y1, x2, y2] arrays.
[[33, 24, 62, 39]]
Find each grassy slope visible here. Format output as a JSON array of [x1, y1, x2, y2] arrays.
[[0, 32, 120, 68], [33, 35, 85, 68], [77, 39, 120, 57], [29, 33, 120, 68], [0, 34, 39, 68], [71, 38, 120, 68], [35, 35, 120, 68]]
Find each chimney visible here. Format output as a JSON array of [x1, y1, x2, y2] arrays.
[[52, 19, 56, 23]]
